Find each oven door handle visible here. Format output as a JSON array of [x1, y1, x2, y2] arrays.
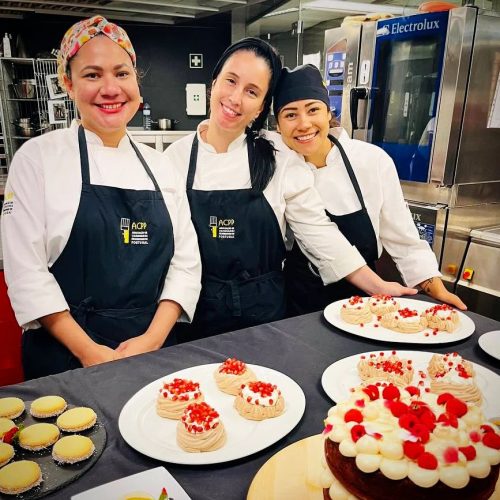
[[350, 86, 369, 130]]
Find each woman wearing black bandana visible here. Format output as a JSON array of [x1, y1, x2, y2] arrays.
[[165, 39, 416, 340], [272, 64, 466, 316]]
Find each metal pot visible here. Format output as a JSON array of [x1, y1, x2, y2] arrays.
[[10, 79, 36, 99], [156, 118, 179, 130]]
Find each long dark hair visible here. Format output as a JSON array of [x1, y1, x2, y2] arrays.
[[211, 38, 282, 192]]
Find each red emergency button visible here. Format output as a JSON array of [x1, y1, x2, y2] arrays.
[[462, 268, 474, 281]]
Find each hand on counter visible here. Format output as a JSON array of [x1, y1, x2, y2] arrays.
[[419, 276, 467, 310], [115, 333, 163, 359], [80, 343, 119, 367]]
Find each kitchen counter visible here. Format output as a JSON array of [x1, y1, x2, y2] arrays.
[[127, 128, 193, 152], [1, 295, 498, 499]]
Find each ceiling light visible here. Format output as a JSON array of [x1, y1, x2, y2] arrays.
[[303, 0, 409, 15], [263, 7, 300, 18]]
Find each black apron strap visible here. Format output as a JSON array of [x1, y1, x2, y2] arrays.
[[328, 133, 366, 211], [129, 139, 162, 192], [78, 125, 91, 185], [187, 134, 199, 190]]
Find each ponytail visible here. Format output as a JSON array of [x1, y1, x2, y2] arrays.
[[246, 127, 277, 193]]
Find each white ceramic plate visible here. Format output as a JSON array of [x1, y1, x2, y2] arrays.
[[324, 297, 475, 344], [479, 331, 500, 361], [321, 350, 500, 418], [118, 363, 305, 465]]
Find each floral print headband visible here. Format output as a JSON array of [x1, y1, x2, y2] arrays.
[[57, 15, 136, 89]]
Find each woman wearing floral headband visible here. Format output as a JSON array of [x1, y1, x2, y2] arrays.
[[1, 16, 201, 379], [165, 38, 416, 340]]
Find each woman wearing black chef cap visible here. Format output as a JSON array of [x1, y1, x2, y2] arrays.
[[272, 64, 466, 316], [165, 40, 417, 340]]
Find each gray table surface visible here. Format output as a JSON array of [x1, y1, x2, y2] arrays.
[[1, 295, 499, 500]]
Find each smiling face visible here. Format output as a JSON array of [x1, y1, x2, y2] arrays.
[[209, 50, 271, 140], [63, 35, 140, 146], [277, 99, 333, 166]]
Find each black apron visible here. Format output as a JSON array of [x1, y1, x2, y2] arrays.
[[179, 134, 286, 340], [284, 133, 378, 316], [22, 126, 175, 379]]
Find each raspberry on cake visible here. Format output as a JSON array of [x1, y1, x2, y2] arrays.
[[369, 295, 399, 315], [340, 296, 372, 325], [423, 304, 460, 332], [156, 378, 204, 420], [357, 351, 414, 387], [380, 307, 427, 333], [213, 358, 257, 396], [176, 402, 226, 452], [427, 353, 482, 405], [234, 381, 285, 420], [321, 384, 500, 500]]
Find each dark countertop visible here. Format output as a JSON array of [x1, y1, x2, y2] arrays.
[[1, 295, 499, 500]]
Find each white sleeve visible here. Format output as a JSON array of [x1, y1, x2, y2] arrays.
[[1, 150, 69, 329], [377, 150, 441, 287], [283, 154, 366, 284], [157, 173, 201, 323]]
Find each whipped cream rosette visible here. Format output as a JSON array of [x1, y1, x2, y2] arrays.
[[340, 296, 372, 325], [176, 402, 226, 452], [369, 295, 399, 316], [357, 351, 414, 387], [423, 304, 461, 333], [234, 381, 285, 421], [156, 378, 204, 419], [320, 383, 500, 500], [214, 358, 257, 396], [380, 307, 427, 333], [427, 353, 482, 405]]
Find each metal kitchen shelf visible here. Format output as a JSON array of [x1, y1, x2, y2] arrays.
[[6, 98, 38, 102]]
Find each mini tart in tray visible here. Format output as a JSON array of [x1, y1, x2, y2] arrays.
[[340, 296, 372, 325], [380, 308, 427, 333], [30, 395, 67, 418], [52, 435, 95, 464], [156, 378, 204, 420], [176, 402, 226, 453], [369, 294, 399, 316], [0, 460, 42, 495], [213, 358, 257, 396], [0, 418, 16, 440], [0, 442, 15, 467], [57, 407, 97, 432], [234, 381, 285, 421], [0, 397, 25, 419], [422, 304, 460, 332], [427, 352, 482, 405], [357, 351, 414, 387], [18, 423, 60, 451]]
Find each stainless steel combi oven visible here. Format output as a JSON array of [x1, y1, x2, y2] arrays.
[[324, 6, 500, 318]]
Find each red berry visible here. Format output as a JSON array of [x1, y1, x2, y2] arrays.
[[437, 393, 454, 405], [382, 385, 400, 400], [419, 411, 437, 432], [362, 385, 379, 401], [437, 412, 458, 428], [399, 413, 419, 431], [446, 398, 468, 418], [405, 386, 420, 397], [355, 399, 366, 408], [1, 426, 18, 444], [344, 409, 363, 424], [443, 447, 459, 464], [350, 424, 366, 443], [480, 424, 495, 434], [403, 440, 424, 459], [417, 452, 438, 470], [389, 401, 409, 418], [469, 431, 481, 443], [459, 446, 477, 461], [411, 423, 430, 444], [482, 432, 500, 450]]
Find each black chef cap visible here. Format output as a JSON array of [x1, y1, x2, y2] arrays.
[[273, 64, 330, 117], [212, 37, 282, 131]]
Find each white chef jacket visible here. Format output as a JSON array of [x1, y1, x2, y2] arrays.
[[163, 121, 366, 285], [268, 128, 441, 287], [1, 121, 202, 330]]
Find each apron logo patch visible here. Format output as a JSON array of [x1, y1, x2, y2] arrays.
[[209, 216, 235, 239], [1, 191, 14, 215], [120, 218, 149, 245]]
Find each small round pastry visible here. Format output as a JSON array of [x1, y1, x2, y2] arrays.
[[0, 418, 16, 440], [176, 402, 226, 453], [214, 358, 257, 396], [0, 397, 25, 419], [156, 378, 204, 420], [340, 296, 372, 325], [52, 435, 95, 464], [0, 460, 42, 495], [57, 407, 97, 432], [234, 381, 285, 421], [380, 308, 427, 333], [422, 304, 460, 332], [18, 423, 60, 451], [0, 442, 15, 467], [357, 351, 414, 387], [369, 294, 399, 315], [30, 395, 67, 418]]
